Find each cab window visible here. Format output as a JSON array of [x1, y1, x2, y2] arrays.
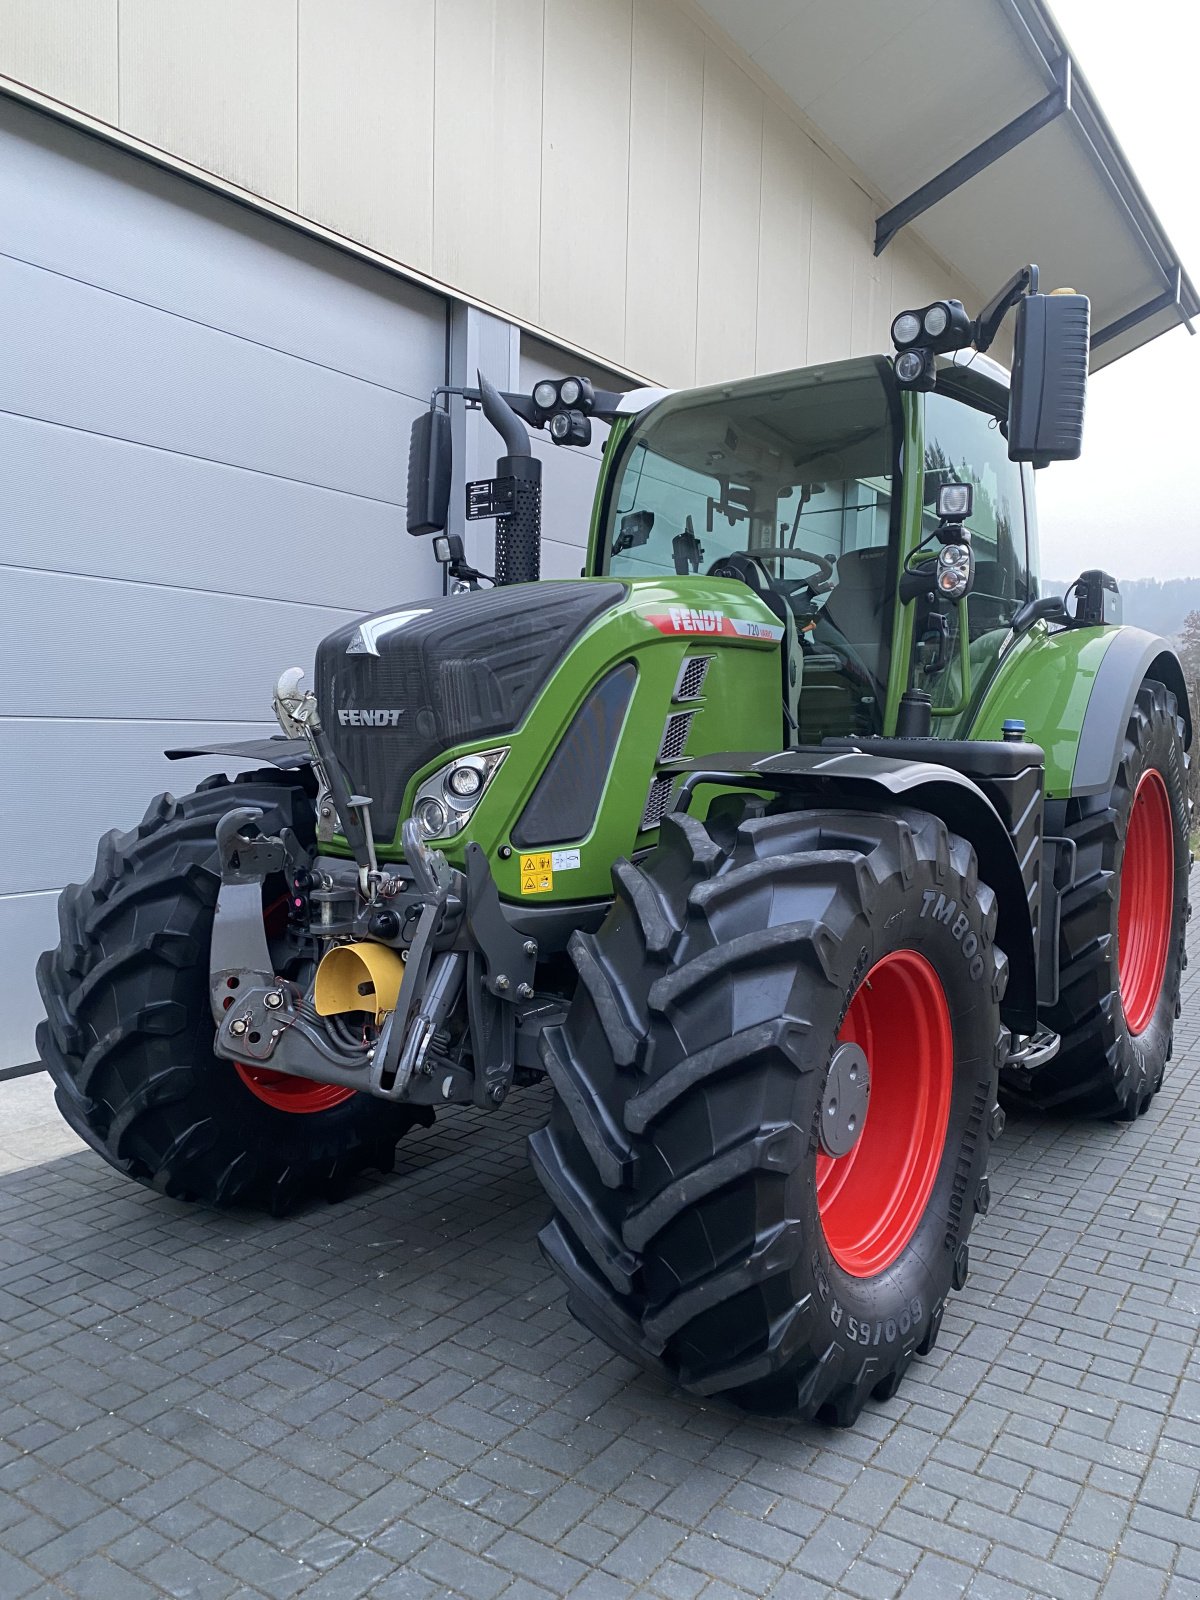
[[923, 389, 1030, 640], [602, 361, 901, 740], [912, 388, 1030, 720]]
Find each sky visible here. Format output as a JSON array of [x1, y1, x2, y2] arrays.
[[1031, 0, 1199, 581]]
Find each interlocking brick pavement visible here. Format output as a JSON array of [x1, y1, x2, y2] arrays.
[[2, 906, 1199, 1600]]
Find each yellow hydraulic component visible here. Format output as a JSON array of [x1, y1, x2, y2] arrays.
[[313, 941, 405, 1022]]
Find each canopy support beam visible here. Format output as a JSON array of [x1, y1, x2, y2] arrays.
[[1090, 269, 1196, 352], [875, 56, 1071, 257]]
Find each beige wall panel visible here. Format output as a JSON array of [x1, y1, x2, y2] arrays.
[[694, 40, 762, 386], [805, 149, 862, 365], [851, 239, 890, 359], [0, 0, 994, 390], [755, 99, 812, 376], [890, 233, 947, 316], [120, 0, 297, 205], [540, 0, 632, 359], [298, 0, 434, 273], [432, 0, 543, 326], [624, 0, 704, 386], [0, 0, 116, 118]]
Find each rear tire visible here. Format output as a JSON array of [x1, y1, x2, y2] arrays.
[[531, 805, 1009, 1421], [37, 771, 432, 1214], [1005, 680, 1190, 1120]]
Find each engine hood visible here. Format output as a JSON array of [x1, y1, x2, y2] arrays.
[[315, 581, 625, 841]]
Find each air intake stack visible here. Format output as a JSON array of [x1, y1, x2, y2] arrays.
[[478, 373, 542, 586]]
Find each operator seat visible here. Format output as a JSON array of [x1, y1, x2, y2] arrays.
[[817, 546, 890, 687]]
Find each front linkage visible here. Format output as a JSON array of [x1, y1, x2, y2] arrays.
[[209, 805, 541, 1111]]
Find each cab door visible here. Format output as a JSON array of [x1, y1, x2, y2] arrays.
[[908, 385, 1033, 734]]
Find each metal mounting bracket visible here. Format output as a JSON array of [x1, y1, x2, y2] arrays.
[[874, 56, 1071, 256]]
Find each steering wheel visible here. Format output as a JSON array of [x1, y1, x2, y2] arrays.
[[706, 546, 835, 598]]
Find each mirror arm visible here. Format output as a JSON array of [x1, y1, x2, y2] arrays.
[[1010, 593, 1068, 638], [973, 263, 1038, 352]]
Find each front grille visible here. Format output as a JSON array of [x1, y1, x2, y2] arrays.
[[674, 654, 712, 702], [316, 582, 623, 841], [657, 711, 694, 763], [641, 774, 676, 832]]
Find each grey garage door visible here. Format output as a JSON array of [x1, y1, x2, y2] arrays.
[[0, 96, 448, 1069]]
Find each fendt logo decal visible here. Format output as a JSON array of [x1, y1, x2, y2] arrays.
[[337, 708, 404, 727], [646, 606, 784, 642]]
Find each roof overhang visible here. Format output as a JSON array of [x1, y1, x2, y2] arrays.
[[695, 0, 1197, 371]]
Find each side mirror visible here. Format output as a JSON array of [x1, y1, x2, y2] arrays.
[[1068, 569, 1121, 626], [1008, 292, 1089, 467], [407, 408, 452, 536]]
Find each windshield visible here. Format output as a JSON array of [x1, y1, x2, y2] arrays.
[[601, 359, 902, 740]]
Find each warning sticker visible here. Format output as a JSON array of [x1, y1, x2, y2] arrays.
[[551, 849, 581, 871], [519, 852, 554, 895]]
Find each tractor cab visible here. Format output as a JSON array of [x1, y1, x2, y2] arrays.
[[592, 351, 1039, 746], [595, 356, 901, 744]]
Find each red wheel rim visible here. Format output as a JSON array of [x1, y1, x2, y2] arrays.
[[817, 950, 953, 1278], [233, 1062, 356, 1114], [228, 893, 356, 1114], [1118, 768, 1173, 1035]]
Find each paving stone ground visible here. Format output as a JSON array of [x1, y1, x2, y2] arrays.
[[3, 910, 1200, 1600]]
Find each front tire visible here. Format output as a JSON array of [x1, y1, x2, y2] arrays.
[[1005, 680, 1190, 1120], [37, 771, 432, 1214], [532, 805, 1009, 1421]]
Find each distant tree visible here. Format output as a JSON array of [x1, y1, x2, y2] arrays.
[[1177, 610, 1200, 687], [1175, 610, 1200, 814]]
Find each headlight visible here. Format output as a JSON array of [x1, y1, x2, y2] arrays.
[[445, 762, 482, 799], [936, 482, 973, 520], [896, 347, 934, 387], [410, 748, 507, 839], [415, 797, 448, 838], [936, 544, 974, 599], [532, 380, 558, 411], [891, 311, 922, 347], [923, 303, 950, 338], [558, 377, 581, 406]]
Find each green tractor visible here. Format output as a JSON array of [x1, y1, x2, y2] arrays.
[[39, 265, 1190, 1423]]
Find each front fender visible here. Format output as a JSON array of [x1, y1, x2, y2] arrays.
[[680, 748, 1039, 1033]]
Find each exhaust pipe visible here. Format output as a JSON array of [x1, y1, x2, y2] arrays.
[[479, 371, 542, 586]]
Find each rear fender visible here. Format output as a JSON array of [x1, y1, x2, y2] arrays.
[[679, 748, 1038, 1033], [970, 625, 1191, 799], [1073, 630, 1191, 796]]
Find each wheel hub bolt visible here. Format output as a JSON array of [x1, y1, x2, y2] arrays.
[[818, 1041, 871, 1159], [264, 990, 284, 1010]]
